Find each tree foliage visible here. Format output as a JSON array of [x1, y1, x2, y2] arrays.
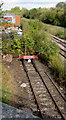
[[3, 1, 66, 27], [0, 1, 3, 18], [56, 2, 65, 8], [21, 8, 29, 18]]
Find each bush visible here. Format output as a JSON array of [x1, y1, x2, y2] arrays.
[[2, 33, 22, 54], [31, 30, 60, 63], [49, 55, 66, 85]]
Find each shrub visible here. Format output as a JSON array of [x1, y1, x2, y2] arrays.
[[2, 33, 22, 54], [49, 55, 65, 85]]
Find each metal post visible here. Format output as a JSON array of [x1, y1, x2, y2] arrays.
[[25, 38, 27, 55]]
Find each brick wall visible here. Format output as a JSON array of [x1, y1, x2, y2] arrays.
[[15, 16, 20, 25]]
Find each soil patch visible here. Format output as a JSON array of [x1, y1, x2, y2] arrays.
[[2, 58, 32, 113]]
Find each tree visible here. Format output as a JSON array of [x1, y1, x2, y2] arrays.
[[0, 1, 3, 26], [29, 8, 38, 19], [10, 6, 21, 15], [21, 8, 29, 18], [0, 1, 3, 18], [56, 2, 65, 8]]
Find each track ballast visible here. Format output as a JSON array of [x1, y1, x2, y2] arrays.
[[21, 59, 66, 120]]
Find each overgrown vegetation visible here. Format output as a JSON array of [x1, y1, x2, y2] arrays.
[[21, 18, 65, 86], [2, 32, 22, 54], [2, 18, 65, 87]]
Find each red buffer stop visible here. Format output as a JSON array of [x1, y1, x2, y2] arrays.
[[20, 55, 38, 59]]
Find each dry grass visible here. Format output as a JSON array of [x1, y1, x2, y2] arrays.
[[2, 64, 18, 104]]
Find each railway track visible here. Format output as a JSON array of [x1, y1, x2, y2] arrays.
[[52, 36, 66, 47], [21, 59, 66, 120], [51, 35, 66, 58]]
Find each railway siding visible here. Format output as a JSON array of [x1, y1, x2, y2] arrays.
[[32, 60, 66, 119], [22, 60, 66, 119], [51, 35, 66, 58]]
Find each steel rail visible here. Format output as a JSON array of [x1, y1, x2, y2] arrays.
[[21, 59, 43, 119], [44, 72, 66, 102], [51, 34, 66, 58], [51, 35, 65, 43], [60, 48, 66, 58], [60, 52, 66, 58], [32, 59, 66, 120], [55, 40, 66, 48], [21, 59, 66, 119]]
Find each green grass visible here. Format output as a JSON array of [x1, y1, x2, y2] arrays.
[[42, 23, 65, 39], [2, 66, 11, 104]]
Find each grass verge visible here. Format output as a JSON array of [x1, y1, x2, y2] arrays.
[[2, 65, 11, 104]]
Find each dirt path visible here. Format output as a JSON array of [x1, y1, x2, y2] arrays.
[[3, 58, 32, 113]]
